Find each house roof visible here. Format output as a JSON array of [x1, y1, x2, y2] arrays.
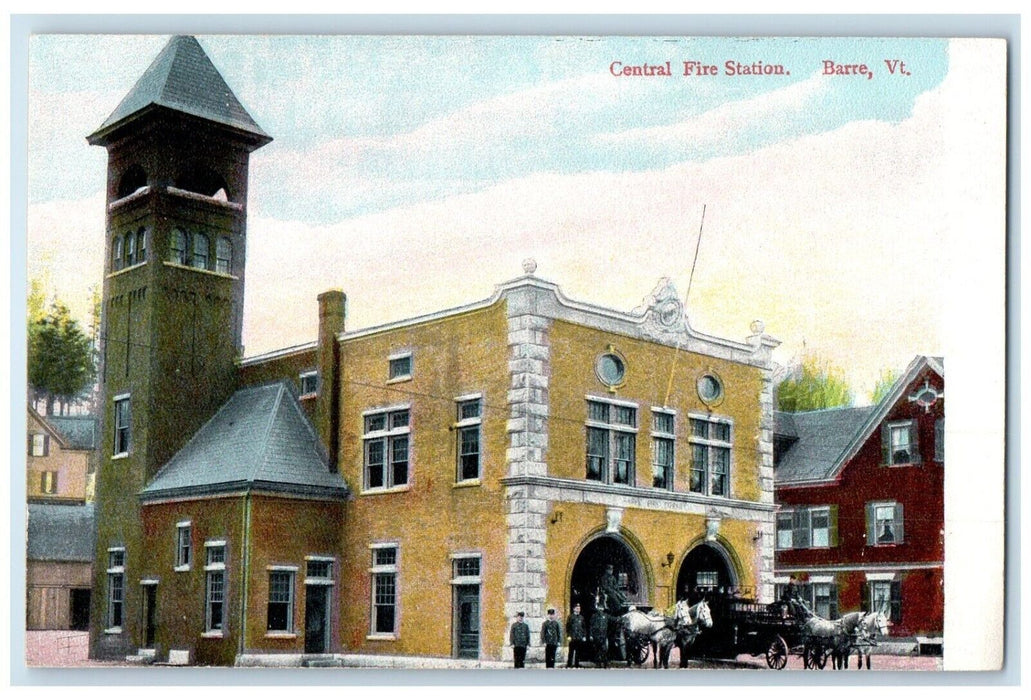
[[775, 355, 944, 486], [88, 35, 269, 146], [27, 503, 95, 562], [47, 415, 98, 451], [140, 382, 348, 502], [774, 406, 875, 483]]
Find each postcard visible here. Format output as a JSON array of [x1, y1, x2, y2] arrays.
[[21, 29, 1007, 677]]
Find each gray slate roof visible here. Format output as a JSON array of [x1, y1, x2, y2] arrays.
[[48, 415, 98, 450], [774, 406, 875, 483], [141, 382, 348, 501], [27, 503, 95, 562], [89, 35, 269, 143]]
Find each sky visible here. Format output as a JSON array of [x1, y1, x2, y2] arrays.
[[25, 34, 1001, 400]]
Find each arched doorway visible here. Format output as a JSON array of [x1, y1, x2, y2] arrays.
[[675, 542, 737, 603], [569, 534, 646, 619]]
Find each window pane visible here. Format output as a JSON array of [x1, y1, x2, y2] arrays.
[[587, 401, 609, 423], [890, 425, 911, 463], [216, 237, 232, 274], [690, 418, 707, 438], [614, 433, 634, 484], [653, 412, 674, 434], [365, 414, 386, 433], [307, 560, 332, 578], [389, 356, 411, 378], [690, 444, 706, 493], [811, 510, 829, 547], [374, 547, 397, 567], [391, 436, 408, 485], [207, 546, 225, 565], [613, 405, 635, 427], [390, 410, 409, 429], [586, 427, 607, 481], [136, 229, 147, 262], [365, 439, 385, 489], [459, 400, 481, 420], [192, 233, 209, 269], [454, 558, 480, 577], [713, 422, 731, 442], [459, 426, 479, 481], [777, 513, 793, 549], [374, 573, 396, 633]]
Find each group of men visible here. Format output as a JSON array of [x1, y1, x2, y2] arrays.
[[508, 604, 589, 669]]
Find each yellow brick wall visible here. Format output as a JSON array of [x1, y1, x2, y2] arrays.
[[336, 301, 511, 658]]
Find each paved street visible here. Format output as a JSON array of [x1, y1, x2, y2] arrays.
[[25, 631, 942, 671]]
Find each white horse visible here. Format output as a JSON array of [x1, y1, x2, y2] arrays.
[[673, 599, 712, 668], [853, 609, 891, 670]]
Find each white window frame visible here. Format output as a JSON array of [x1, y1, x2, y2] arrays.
[[449, 553, 483, 585], [362, 405, 411, 492], [688, 413, 733, 497], [869, 500, 903, 545], [105, 547, 126, 633], [113, 394, 131, 457], [650, 408, 676, 490], [455, 395, 483, 483], [585, 396, 638, 486], [369, 543, 399, 638], [30, 433, 48, 457], [885, 419, 918, 465], [305, 556, 336, 585], [266, 566, 298, 635], [40, 470, 58, 494], [175, 521, 192, 571], [810, 506, 831, 548], [387, 351, 413, 383], [203, 541, 227, 636], [299, 370, 318, 397]]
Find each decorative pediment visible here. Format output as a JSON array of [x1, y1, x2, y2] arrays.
[[632, 277, 688, 339]]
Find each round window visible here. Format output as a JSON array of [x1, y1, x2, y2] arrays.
[[596, 353, 626, 387], [697, 374, 723, 403]]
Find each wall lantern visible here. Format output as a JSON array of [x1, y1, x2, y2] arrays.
[[660, 552, 675, 568]]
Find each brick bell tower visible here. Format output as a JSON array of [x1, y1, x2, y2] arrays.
[[87, 36, 271, 659]]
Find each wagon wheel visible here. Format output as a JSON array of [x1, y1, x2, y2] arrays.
[[804, 644, 829, 670], [765, 635, 789, 670], [628, 637, 650, 666]]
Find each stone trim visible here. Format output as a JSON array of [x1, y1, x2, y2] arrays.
[[501, 475, 776, 519]]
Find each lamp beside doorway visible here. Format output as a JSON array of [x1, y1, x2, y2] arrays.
[[660, 551, 675, 568]]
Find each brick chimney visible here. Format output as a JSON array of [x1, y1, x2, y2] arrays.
[[316, 290, 346, 472]]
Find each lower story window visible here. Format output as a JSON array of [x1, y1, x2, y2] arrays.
[[107, 573, 123, 629], [867, 579, 902, 624], [267, 570, 295, 632], [206, 571, 224, 632], [371, 545, 398, 635]]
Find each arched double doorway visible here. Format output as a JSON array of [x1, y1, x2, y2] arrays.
[[675, 542, 738, 604], [569, 534, 647, 619]]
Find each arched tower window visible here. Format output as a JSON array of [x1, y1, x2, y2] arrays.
[[125, 231, 136, 266], [136, 229, 148, 264], [215, 237, 232, 274], [169, 229, 188, 265], [112, 235, 124, 271], [117, 164, 148, 199], [192, 233, 210, 270], [175, 163, 231, 202]]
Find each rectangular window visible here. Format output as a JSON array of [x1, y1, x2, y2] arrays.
[[388, 353, 412, 381], [192, 233, 209, 270], [299, 370, 318, 396], [30, 433, 48, 456], [363, 407, 410, 490], [868, 579, 903, 624], [40, 471, 58, 494], [454, 557, 480, 579], [125, 233, 136, 266], [307, 559, 333, 580], [175, 523, 192, 569], [810, 507, 830, 548], [776, 511, 793, 550], [651, 410, 675, 490], [371, 546, 398, 635], [106, 548, 125, 630], [688, 415, 732, 496], [267, 570, 295, 632], [215, 237, 232, 274], [113, 396, 131, 455], [868, 501, 904, 545], [935, 418, 944, 461], [813, 582, 839, 619], [456, 397, 482, 482], [205, 544, 226, 633], [883, 420, 921, 465], [585, 399, 636, 486]]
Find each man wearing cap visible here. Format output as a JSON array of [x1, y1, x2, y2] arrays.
[[541, 608, 563, 668], [510, 611, 530, 668], [565, 603, 586, 668]]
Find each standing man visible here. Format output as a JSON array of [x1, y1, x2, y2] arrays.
[[541, 608, 563, 668], [510, 611, 530, 668], [566, 603, 587, 668]]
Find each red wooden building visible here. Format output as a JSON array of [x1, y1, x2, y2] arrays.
[[773, 356, 944, 639]]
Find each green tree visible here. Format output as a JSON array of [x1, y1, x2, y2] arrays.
[[869, 367, 900, 405], [28, 301, 96, 415], [776, 353, 854, 412]]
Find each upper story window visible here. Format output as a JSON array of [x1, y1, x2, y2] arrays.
[[689, 414, 732, 496], [585, 398, 636, 486], [363, 407, 411, 491], [388, 353, 412, 382], [215, 237, 232, 274], [883, 420, 920, 465], [175, 521, 192, 570], [456, 396, 482, 482], [192, 232, 210, 270], [651, 409, 675, 490], [299, 370, 318, 397], [112, 235, 124, 271], [136, 229, 147, 264], [170, 229, 188, 265], [776, 506, 839, 550], [595, 350, 627, 390], [934, 418, 944, 461], [867, 501, 904, 545], [113, 395, 131, 456], [28, 433, 49, 457], [125, 232, 136, 267], [306, 558, 334, 582]]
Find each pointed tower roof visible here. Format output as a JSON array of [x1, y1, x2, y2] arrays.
[[88, 35, 270, 147]]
